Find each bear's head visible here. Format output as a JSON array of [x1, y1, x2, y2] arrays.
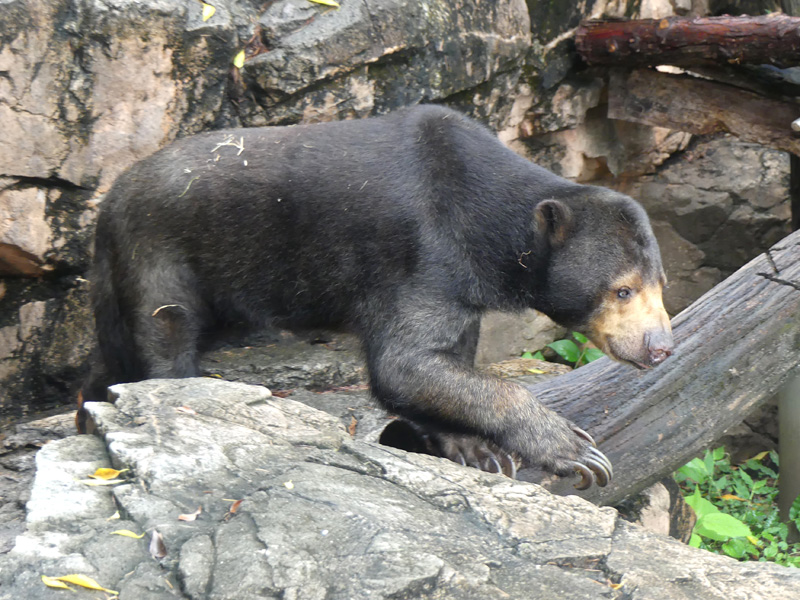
[[532, 189, 673, 369]]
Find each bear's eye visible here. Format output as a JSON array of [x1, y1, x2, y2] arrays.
[[617, 287, 632, 299]]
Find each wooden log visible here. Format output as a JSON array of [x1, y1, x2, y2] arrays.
[[576, 14, 800, 68], [607, 68, 800, 155], [527, 228, 800, 506]]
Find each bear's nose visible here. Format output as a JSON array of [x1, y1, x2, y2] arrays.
[[645, 331, 674, 366]]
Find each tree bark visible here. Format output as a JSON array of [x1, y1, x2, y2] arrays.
[[607, 68, 800, 155], [576, 14, 800, 68], [527, 229, 800, 506]]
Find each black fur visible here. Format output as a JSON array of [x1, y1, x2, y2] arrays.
[[82, 105, 670, 485]]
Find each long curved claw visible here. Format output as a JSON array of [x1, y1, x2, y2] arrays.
[[571, 425, 596, 447], [482, 455, 503, 474], [584, 458, 610, 487], [499, 452, 517, 479], [572, 462, 595, 490], [589, 446, 613, 478]]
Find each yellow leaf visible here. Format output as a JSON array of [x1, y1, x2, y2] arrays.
[[233, 50, 245, 69], [202, 3, 215, 21], [719, 494, 746, 501], [55, 575, 118, 594], [111, 530, 145, 539], [88, 467, 128, 480], [309, 0, 340, 6], [107, 511, 120, 521], [526, 368, 545, 374], [747, 535, 763, 547], [284, 481, 294, 490], [42, 575, 73, 590], [751, 451, 770, 461]]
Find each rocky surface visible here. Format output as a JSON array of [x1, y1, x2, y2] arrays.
[[1, 377, 799, 600]]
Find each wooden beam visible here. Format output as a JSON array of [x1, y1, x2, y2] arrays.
[[525, 229, 800, 505], [607, 68, 800, 155], [576, 14, 800, 68]]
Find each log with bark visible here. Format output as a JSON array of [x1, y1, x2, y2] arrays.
[[526, 228, 800, 506], [606, 68, 800, 155], [576, 14, 800, 69]]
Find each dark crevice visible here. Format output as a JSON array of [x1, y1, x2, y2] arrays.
[[757, 272, 800, 292]]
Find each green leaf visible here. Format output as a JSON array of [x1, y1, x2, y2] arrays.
[[722, 537, 753, 559], [695, 512, 752, 542], [547, 340, 580, 364], [790, 493, 800, 522], [520, 351, 534, 359], [572, 331, 588, 344], [712, 446, 725, 461], [532, 351, 545, 360], [689, 533, 702, 547], [678, 458, 709, 484], [583, 348, 605, 363], [685, 486, 719, 520]]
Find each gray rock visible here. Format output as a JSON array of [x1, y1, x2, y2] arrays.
[[2, 378, 799, 599]]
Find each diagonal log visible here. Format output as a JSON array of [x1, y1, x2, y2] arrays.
[[529, 229, 800, 505]]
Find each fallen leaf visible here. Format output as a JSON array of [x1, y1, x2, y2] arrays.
[[175, 406, 198, 415], [149, 530, 167, 559], [178, 507, 203, 522], [229, 499, 243, 513], [111, 530, 145, 539], [41, 575, 72, 590], [88, 467, 128, 480], [526, 368, 545, 374], [719, 494, 746, 501], [233, 50, 245, 69], [309, 0, 340, 6], [348, 416, 357, 437], [107, 511, 120, 521], [609, 582, 623, 590], [201, 2, 215, 21], [55, 574, 118, 594], [284, 481, 294, 490]]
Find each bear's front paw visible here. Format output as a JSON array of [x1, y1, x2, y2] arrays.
[[379, 419, 520, 478], [568, 425, 613, 490]]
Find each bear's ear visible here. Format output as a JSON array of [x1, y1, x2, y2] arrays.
[[533, 199, 573, 246]]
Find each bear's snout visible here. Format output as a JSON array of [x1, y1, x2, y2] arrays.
[[645, 329, 674, 367]]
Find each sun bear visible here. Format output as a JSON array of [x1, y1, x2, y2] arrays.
[[79, 105, 673, 489]]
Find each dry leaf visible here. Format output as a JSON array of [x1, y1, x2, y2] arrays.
[[175, 406, 198, 415], [309, 0, 340, 6], [526, 368, 545, 374], [107, 511, 120, 521], [233, 50, 245, 68], [751, 451, 770, 461], [201, 2, 215, 21], [719, 494, 746, 501], [41, 575, 72, 590], [178, 507, 203, 522], [55, 574, 118, 594], [229, 499, 243, 513], [149, 530, 167, 559], [348, 416, 357, 437], [111, 530, 145, 539], [88, 467, 128, 480]]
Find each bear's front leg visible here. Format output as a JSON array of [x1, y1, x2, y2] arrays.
[[365, 323, 613, 488]]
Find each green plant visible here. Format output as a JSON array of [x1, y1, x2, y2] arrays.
[[675, 447, 800, 567], [521, 332, 605, 368]]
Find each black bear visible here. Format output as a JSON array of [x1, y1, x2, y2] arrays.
[[80, 105, 673, 489]]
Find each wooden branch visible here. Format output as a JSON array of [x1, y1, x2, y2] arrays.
[[526, 228, 800, 506], [576, 14, 800, 68], [607, 68, 800, 155]]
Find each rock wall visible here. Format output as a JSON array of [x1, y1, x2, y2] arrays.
[[0, 0, 793, 414], [0, 0, 531, 419]]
